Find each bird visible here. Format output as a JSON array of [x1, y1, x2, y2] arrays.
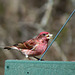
[[4, 32, 53, 60]]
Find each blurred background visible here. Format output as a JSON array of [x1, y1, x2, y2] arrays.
[[0, 0, 75, 74]]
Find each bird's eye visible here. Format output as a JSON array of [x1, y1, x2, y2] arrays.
[[42, 34, 46, 36]]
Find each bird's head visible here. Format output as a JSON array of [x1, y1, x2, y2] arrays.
[[37, 32, 53, 41]]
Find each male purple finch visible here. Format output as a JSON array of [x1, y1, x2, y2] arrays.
[[4, 32, 53, 60]]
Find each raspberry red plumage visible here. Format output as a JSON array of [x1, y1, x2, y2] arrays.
[[4, 32, 53, 59]]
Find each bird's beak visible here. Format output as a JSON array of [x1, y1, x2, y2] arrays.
[[46, 33, 53, 39]]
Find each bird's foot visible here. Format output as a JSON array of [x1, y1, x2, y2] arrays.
[[33, 56, 44, 61]]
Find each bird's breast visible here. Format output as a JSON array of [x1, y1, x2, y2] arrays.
[[35, 43, 48, 53], [21, 43, 48, 56]]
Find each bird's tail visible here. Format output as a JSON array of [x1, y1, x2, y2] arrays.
[[4, 46, 18, 50], [4, 46, 11, 50]]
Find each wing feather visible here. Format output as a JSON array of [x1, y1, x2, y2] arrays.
[[13, 39, 37, 50]]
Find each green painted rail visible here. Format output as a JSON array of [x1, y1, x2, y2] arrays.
[[5, 60, 75, 75]]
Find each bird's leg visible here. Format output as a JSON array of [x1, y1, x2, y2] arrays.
[[33, 56, 44, 61]]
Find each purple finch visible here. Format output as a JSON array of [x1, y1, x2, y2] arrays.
[[4, 32, 53, 60]]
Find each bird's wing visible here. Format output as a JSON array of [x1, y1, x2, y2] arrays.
[[13, 39, 37, 50]]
